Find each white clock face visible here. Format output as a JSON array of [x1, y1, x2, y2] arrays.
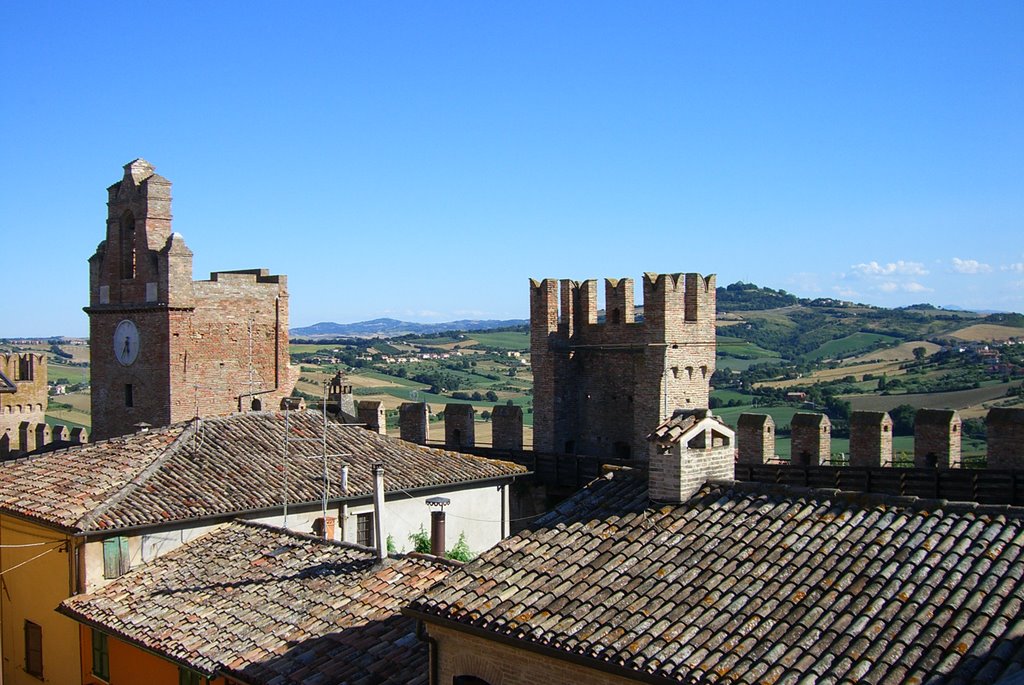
[[114, 320, 140, 366]]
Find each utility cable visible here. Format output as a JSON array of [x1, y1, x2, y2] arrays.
[[0, 544, 63, 576]]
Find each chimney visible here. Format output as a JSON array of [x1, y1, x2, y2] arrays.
[[426, 497, 451, 556], [647, 409, 735, 504], [372, 462, 386, 560]]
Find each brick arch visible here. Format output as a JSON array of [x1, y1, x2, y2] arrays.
[[450, 653, 505, 685]]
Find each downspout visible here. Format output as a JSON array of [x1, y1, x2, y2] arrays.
[[416, 619, 439, 685]]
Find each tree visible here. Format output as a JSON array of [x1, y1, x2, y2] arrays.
[[912, 346, 927, 361], [485, 390, 499, 402], [889, 404, 916, 436]]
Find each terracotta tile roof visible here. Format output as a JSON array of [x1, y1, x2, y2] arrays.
[[59, 520, 455, 682], [0, 411, 524, 532], [408, 470, 1024, 684], [648, 408, 733, 444]]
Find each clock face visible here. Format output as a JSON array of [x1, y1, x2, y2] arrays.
[[114, 320, 140, 366]]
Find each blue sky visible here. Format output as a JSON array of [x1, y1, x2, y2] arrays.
[[2, 2, 1021, 337]]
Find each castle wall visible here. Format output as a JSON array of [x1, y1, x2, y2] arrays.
[[491, 405, 524, 451], [737, 413, 774, 464], [444, 404, 476, 449], [850, 411, 893, 467], [914, 409, 961, 468], [399, 402, 430, 444], [988, 408, 1024, 468], [530, 273, 715, 460], [790, 413, 831, 466], [0, 353, 48, 457]]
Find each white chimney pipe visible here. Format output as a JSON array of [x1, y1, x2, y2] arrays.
[[372, 462, 386, 560]]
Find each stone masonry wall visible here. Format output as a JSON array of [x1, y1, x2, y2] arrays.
[[399, 402, 429, 444], [850, 411, 893, 467]]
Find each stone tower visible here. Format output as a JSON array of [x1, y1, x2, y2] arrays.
[[530, 273, 716, 460], [86, 160, 297, 440]]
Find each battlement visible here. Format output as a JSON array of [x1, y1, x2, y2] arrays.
[[208, 269, 287, 286], [529, 272, 716, 342], [530, 271, 717, 458]]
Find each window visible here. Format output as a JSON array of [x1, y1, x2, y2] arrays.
[[179, 667, 204, 685], [125, 384, 134, 408], [103, 536, 130, 579], [120, 211, 136, 280], [24, 620, 42, 678], [356, 512, 374, 547], [91, 629, 109, 680]]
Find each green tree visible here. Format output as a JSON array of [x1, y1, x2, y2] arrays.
[[890, 404, 916, 436], [912, 346, 927, 360]]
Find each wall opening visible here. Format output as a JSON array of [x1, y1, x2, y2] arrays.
[[124, 383, 134, 408], [120, 210, 136, 279], [613, 441, 632, 459]]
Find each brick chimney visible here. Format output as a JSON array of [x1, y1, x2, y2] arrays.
[[647, 409, 735, 503]]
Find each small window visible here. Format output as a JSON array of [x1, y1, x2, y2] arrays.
[[103, 536, 130, 579], [125, 384, 134, 408], [179, 667, 204, 685], [356, 513, 374, 547], [92, 629, 109, 680], [25, 620, 42, 678]]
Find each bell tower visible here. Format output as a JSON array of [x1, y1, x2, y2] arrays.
[[86, 160, 296, 441]]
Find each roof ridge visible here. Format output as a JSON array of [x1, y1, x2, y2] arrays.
[[77, 423, 197, 530], [711, 479, 1024, 519]]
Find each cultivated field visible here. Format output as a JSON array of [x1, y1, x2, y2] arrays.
[[948, 324, 1024, 342]]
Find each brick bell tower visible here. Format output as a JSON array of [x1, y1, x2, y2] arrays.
[[86, 160, 297, 440]]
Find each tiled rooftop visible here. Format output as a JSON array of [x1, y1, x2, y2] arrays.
[[409, 470, 1024, 684], [0, 410, 524, 532], [60, 520, 455, 682]]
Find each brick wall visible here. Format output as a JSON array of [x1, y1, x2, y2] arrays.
[[0, 353, 48, 455], [444, 404, 476, 449], [850, 411, 893, 467], [491, 405, 523, 450], [429, 623, 641, 685], [988, 408, 1024, 468], [791, 413, 831, 466], [737, 413, 774, 464], [399, 402, 430, 444], [530, 273, 716, 460], [88, 161, 296, 440]]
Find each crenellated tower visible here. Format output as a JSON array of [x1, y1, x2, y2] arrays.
[[529, 272, 716, 459]]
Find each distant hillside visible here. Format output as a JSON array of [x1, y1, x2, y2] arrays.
[[291, 318, 529, 339]]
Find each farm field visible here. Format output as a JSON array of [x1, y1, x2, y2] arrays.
[[948, 324, 1024, 342], [843, 381, 1023, 417], [848, 341, 941, 363], [463, 331, 530, 350], [801, 332, 899, 362]]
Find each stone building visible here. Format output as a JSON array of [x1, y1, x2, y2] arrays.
[[530, 273, 716, 459], [86, 160, 298, 440], [0, 353, 47, 457]]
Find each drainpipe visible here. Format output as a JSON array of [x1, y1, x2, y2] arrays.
[[416, 619, 439, 685], [426, 497, 450, 557], [372, 462, 386, 560]]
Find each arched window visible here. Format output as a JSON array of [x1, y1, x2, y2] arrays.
[[251, 398, 262, 411], [454, 677, 493, 685], [120, 211, 136, 279]]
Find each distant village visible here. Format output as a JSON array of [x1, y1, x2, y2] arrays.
[[1, 161, 1024, 685]]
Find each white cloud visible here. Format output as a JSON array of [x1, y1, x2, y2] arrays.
[[833, 286, 859, 299], [951, 258, 992, 274], [1003, 263, 1024, 273], [878, 281, 931, 293], [850, 260, 928, 278]]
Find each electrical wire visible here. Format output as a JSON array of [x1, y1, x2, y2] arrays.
[[0, 541, 63, 548], [0, 544, 63, 576]]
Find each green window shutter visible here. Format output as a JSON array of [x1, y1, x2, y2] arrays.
[[103, 537, 130, 579], [91, 629, 109, 680], [118, 536, 130, 575]]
